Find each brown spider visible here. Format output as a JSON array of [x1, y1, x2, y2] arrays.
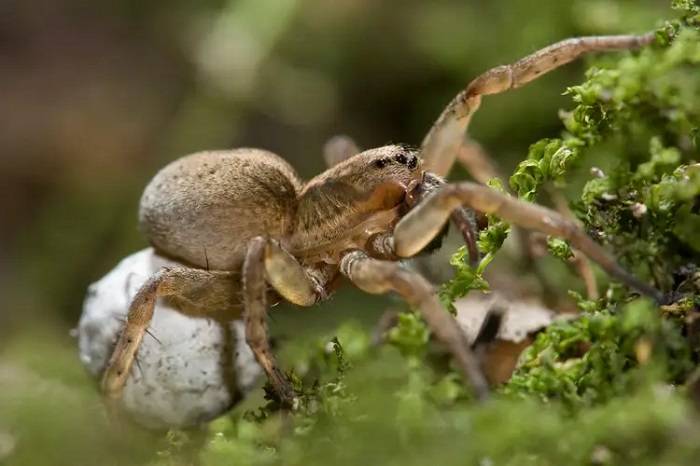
[[101, 32, 661, 407]]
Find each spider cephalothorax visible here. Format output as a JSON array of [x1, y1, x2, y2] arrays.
[[291, 145, 423, 261], [101, 31, 661, 411]]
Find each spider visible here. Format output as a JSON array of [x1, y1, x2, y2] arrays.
[[101, 32, 662, 408]]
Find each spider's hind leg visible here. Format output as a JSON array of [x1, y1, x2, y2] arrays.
[[101, 266, 239, 401]]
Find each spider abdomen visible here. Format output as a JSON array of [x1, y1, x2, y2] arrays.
[[140, 149, 302, 270]]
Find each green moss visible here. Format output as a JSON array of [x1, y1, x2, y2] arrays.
[[503, 299, 693, 407]]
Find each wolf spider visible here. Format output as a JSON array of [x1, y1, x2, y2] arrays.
[[101, 32, 661, 407]]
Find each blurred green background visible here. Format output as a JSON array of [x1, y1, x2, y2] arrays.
[[0, 0, 671, 463]]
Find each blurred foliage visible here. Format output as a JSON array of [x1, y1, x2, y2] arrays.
[[3, 0, 700, 465], [191, 318, 700, 466]]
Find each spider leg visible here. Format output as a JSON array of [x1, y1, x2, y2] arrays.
[[404, 171, 481, 266], [392, 181, 663, 302], [243, 236, 324, 408], [456, 138, 502, 185], [323, 134, 361, 168], [422, 33, 654, 177], [340, 249, 490, 400], [437, 133, 600, 296], [101, 267, 239, 400]]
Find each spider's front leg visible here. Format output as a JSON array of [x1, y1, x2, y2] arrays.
[[422, 33, 654, 177], [393, 181, 664, 302], [340, 250, 490, 400], [242, 236, 325, 408]]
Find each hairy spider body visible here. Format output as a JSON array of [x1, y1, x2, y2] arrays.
[[142, 147, 419, 269], [141, 149, 302, 271], [99, 31, 661, 413], [291, 146, 419, 261]]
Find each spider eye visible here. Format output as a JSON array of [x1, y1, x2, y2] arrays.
[[395, 154, 408, 165], [407, 155, 418, 169], [373, 158, 389, 169]]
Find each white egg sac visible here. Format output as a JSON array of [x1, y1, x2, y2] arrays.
[[78, 248, 262, 429]]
